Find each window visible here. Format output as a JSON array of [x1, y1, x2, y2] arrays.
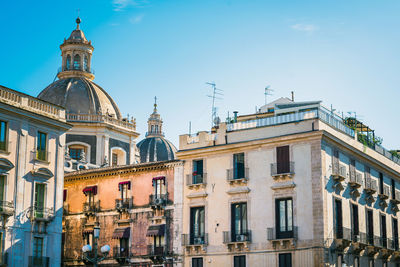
[[0, 175, 4, 203], [0, 121, 7, 151], [279, 253, 292, 267], [366, 209, 374, 245], [34, 183, 46, 218], [392, 179, 396, 199], [351, 204, 359, 240], [276, 146, 290, 174], [112, 153, 118, 166], [192, 258, 203, 267], [233, 153, 245, 179], [69, 147, 83, 160], [66, 55, 71, 70], [234, 255, 246, 267], [84, 56, 88, 71], [232, 203, 248, 241], [73, 54, 80, 69], [381, 214, 387, 248], [119, 182, 130, 200], [33, 237, 43, 258], [192, 160, 204, 184], [394, 218, 399, 250], [119, 238, 129, 257], [153, 178, 165, 197], [332, 149, 339, 175], [379, 172, 384, 195], [276, 198, 293, 238], [190, 207, 205, 244], [63, 189, 67, 202], [36, 131, 47, 161], [334, 199, 343, 239], [83, 232, 93, 246]]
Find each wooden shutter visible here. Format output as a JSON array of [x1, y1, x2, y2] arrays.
[[277, 146, 289, 173], [332, 150, 339, 175]]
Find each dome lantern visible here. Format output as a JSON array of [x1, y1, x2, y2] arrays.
[[146, 96, 164, 138]]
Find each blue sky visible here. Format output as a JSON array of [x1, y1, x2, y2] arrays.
[[1, 0, 400, 149]]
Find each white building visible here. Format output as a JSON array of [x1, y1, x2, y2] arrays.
[[177, 97, 400, 267], [0, 84, 71, 266]]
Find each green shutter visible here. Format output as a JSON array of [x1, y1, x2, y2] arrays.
[[34, 184, 45, 218]]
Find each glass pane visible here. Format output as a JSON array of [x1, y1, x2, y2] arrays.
[[287, 199, 293, 231], [0, 175, 4, 202], [0, 121, 5, 142], [199, 208, 205, 236], [234, 204, 241, 234], [280, 201, 286, 232], [242, 203, 247, 233]]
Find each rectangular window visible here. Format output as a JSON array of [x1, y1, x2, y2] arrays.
[[34, 183, 46, 218], [154, 178, 164, 197], [0, 175, 5, 203], [233, 153, 245, 179], [120, 183, 129, 200], [0, 121, 7, 151], [63, 189, 67, 202], [234, 255, 246, 267], [192, 160, 204, 184], [379, 172, 384, 195], [367, 209, 374, 245], [276, 146, 290, 174], [332, 149, 339, 174], [192, 258, 203, 267], [33, 237, 43, 258], [36, 131, 47, 161], [394, 218, 399, 250], [112, 153, 118, 166], [276, 198, 293, 238], [392, 179, 396, 199], [381, 214, 387, 248], [334, 199, 343, 239], [351, 204, 359, 240], [190, 207, 205, 244], [231, 203, 248, 241], [279, 253, 292, 267], [69, 148, 83, 160]]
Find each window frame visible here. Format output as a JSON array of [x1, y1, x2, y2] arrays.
[[190, 206, 205, 242], [231, 202, 248, 240], [36, 131, 47, 161], [233, 255, 246, 267], [233, 153, 245, 179], [276, 198, 293, 239], [0, 120, 8, 152]]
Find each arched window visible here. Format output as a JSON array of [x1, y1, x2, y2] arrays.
[[66, 55, 71, 70], [73, 54, 81, 70], [84, 56, 88, 71]]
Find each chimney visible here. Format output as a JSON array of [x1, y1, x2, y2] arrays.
[[233, 111, 238, 123]]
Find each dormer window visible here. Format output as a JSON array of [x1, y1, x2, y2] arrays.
[[73, 54, 81, 70]]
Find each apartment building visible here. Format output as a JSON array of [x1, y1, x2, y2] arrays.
[[0, 85, 71, 266], [177, 97, 400, 267]]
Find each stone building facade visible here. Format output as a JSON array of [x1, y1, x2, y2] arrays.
[[0, 85, 71, 266], [62, 160, 183, 266], [177, 98, 400, 267]]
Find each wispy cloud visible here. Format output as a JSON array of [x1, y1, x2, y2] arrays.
[[129, 14, 144, 24], [112, 0, 149, 11], [291, 23, 319, 33]]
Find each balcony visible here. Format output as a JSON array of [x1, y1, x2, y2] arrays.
[[332, 164, 348, 182], [113, 246, 131, 263], [333, 227, 351, 250], [27, 206, 54, 222], [349, 172, 363, 197], [364, 235, 381, 256], [267, 227, 298, 248], [28, 256, 49, 267], [364, 178, 377, 203], [349, 232, 367, 254], [32, 150, 50, 163], [83, 201, 100, 216], [181, 234, 208, 254], [378, 185, 390, 208], [223, 231, 251, 251], [186, 173, 207, 189], [149, 194, 168, 209], [271, 162, 294, 179], [115, 198, 133, 212], [147, 245, 165, 257], [390, 191, 400, 212], [0, 200, 14, 216], [227, 168, 249, 184]]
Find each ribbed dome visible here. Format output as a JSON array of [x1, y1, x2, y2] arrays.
[[67, 29, 88, 43], [38, 77, 121, 119], [137, 137, 176, 163]]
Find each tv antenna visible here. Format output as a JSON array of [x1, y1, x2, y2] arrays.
[[264, 86, 273, 105], [206, 82, 223, 128]]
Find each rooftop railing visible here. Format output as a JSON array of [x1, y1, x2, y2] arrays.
[[66, 113, 136, 131]]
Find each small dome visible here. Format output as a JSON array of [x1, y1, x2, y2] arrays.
[[38, 77, 121, 119], [137, 137, 176, 163], [67, 29, 88, 43]]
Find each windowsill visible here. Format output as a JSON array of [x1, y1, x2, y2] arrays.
[[0, 149, 10, 155], [272, 172, 294, 179], [33, 158, 50, 165], [187, 182, 207, 189], [228, 177, 248, 185]]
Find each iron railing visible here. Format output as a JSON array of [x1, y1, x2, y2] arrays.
[[115, 197, 134, 210], [349, 171, 363, 187], [113, 246, 131, 259], [271, 162, 295, 176], [28, 206, 54, 221], [227, 168, 249, 181], [83, 201, 100, 214], [28, 256, 49, 267], [149, 194, 168, 207], [181, 233, 208, 246], [186, 173, 207, 186], [364, 177, 378, 193], [267, 226, 298, 240], [332, 164, 348, 180], [223, 230, 252, 243], [147, 245, 165, 256]]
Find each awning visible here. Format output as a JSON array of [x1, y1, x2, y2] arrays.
[[82, 229, 93, 235], [118, 181, 131, 190], [83, 186, 97, 195], [146, 224, 165, 237], [152, 176, 165, 186], [112, 228, 130, 239]]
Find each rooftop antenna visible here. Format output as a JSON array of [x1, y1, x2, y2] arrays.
[[206, 82, 223, 128], [264, 86, 274, 105], [330, 104, 336, 115]]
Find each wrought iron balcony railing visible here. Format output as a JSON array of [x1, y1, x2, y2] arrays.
[[115, 198, 134, 211], [349, 171, 363, 187], [364, 177, 378, 194], [28, 256, 50, 267], [227, 168, 249, 182], [28, 206, 54, 221], [147, 245, 165, 256], [149, 194, 168, 207], [186, 173, 207, 187], [0, 200, 14, 216], [271, 162, 295, 177], [113, 246, 131, 259], [181, 233, 208, 246], [83, 201, 100, 214], [267, 226, 298, 240], [223, 230, 252, 243]]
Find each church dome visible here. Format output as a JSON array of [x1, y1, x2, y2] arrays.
[[137, 98, 176, 163], [137, 137, 176, 163], [38, 77, 121, 119]]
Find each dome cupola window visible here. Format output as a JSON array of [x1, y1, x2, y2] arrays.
[[73, 54, 81, 70], [66, 55, 71, 70]]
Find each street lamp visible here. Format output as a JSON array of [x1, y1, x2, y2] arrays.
[[82, 223, 110, 267]]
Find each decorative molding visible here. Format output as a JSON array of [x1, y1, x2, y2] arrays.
[[271, 181, 296, 190], [227, 186, 250, 195], [31, 168, 54, 179], [0, 158, 14, 173], [186, 192, 208, 199]]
